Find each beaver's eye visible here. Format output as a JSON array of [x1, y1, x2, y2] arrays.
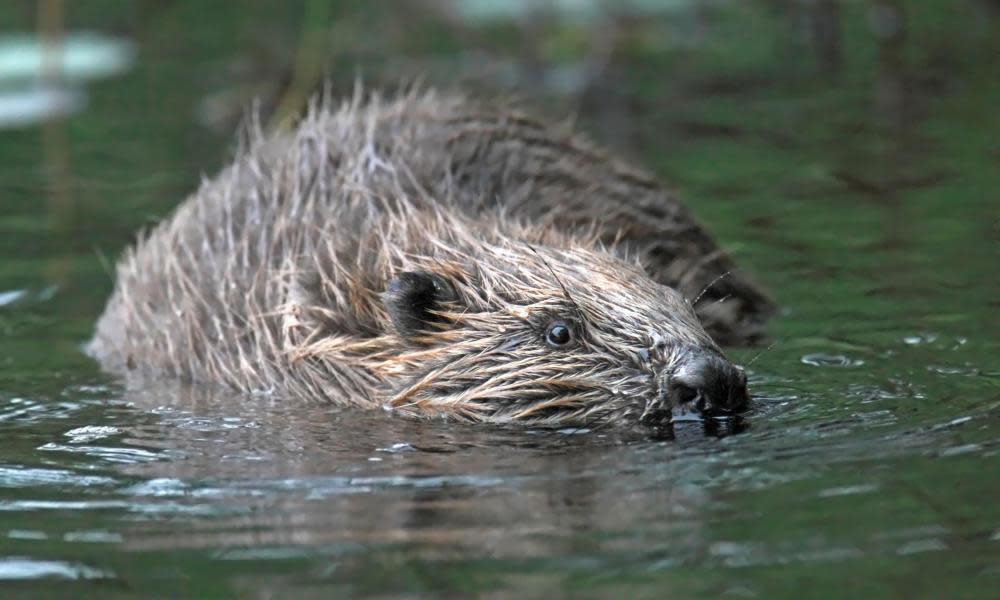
[[545, 321, 573, 348]]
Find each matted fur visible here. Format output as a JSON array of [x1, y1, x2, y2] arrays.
[[89, 88, 772, 426]]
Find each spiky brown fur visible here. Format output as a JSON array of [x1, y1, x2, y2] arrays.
[[89, 89, 772, 426]]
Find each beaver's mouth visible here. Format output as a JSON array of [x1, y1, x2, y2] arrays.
[[646, 411, 750, 440], [639, 390, 751, 440], [668, 381, 750, 417], [637, 393, 747, 428]]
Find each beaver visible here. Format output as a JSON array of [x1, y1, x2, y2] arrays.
[[88, 89, 773, 428]]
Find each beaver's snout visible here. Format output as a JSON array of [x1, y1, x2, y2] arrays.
[[665, 350, 749, 417]]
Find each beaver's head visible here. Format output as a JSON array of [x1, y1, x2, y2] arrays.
[[373, 239, 749, 428]]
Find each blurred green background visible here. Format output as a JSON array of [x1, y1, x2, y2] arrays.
[[1, 0, 998, 344]]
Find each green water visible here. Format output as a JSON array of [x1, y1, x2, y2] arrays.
[[1, 2, 998, 598]]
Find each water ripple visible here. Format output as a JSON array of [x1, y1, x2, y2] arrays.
[[0, 466, 116, 488], [0, 499, 244, 516], [0, 397, 84, 423], [37, 442, 176, 464], [801, 353, 865, 368]]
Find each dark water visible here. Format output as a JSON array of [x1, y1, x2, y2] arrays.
[[1, 2, 999, 598]]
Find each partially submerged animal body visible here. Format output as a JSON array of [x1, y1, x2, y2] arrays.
[[89, 89, 773, 428]]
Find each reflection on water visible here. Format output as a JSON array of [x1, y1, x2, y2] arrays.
[[1, 0, 999, 597]]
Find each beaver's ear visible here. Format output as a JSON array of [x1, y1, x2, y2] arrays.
[[382, 271, 457, 337]]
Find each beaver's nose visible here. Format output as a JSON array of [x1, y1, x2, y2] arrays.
[[667, 351, 749, 415]]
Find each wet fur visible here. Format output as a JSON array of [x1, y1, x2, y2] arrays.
[[89, 89, 772, 425]]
